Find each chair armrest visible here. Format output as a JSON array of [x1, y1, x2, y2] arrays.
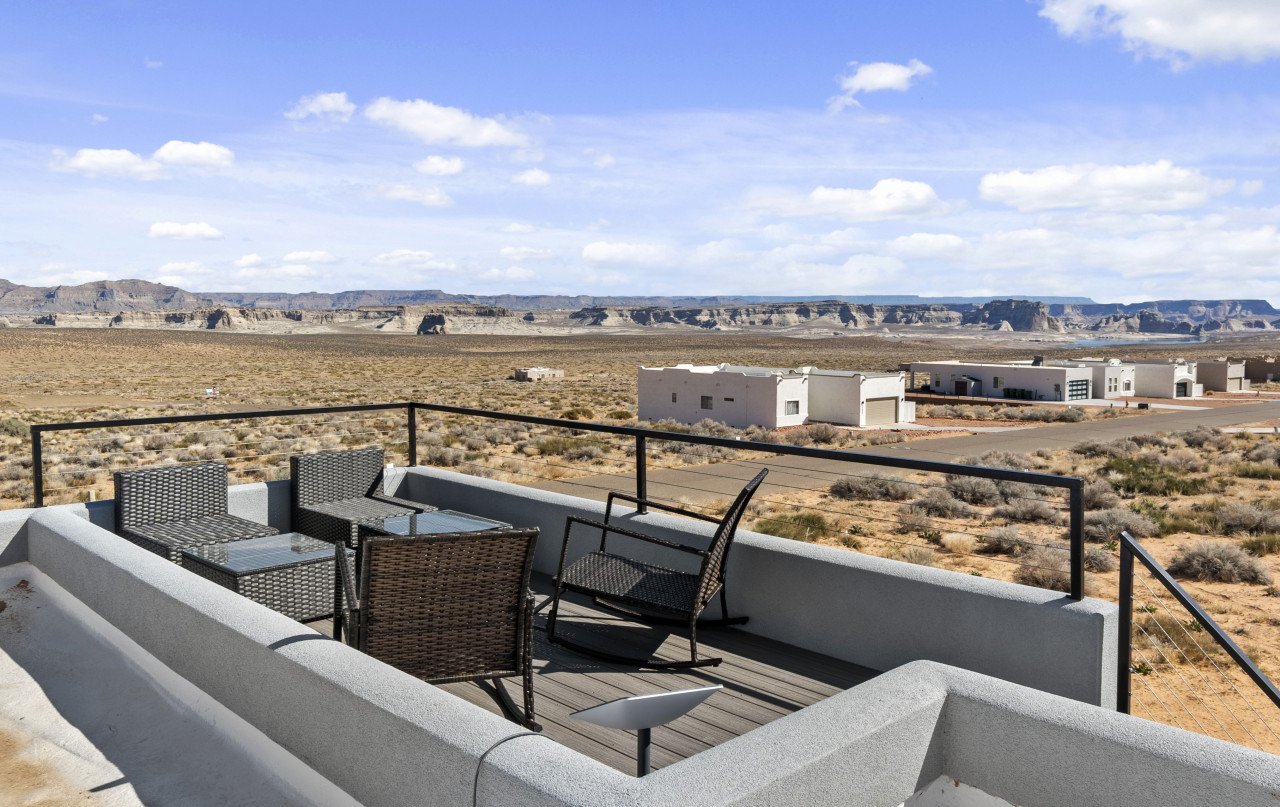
[[565, 515, 707, 556], [605, 491, 721, 525], [368, 493, 436, 513], [336, 542, 359, 645]]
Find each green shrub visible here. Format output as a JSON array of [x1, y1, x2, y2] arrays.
[[606, 410, 633, 420], [1234, 463, 1280, 481], [1168, 541, 1273, 584], [755, 512, 828, 542], [830, 472, 915, 502], [1130, 499, 1219, 536], [536, 436, 606, 458], [560, 407, 595, 421], [0, 418, 26, 438], [1102, 457, 1210, 497], [1242, 534, 1280, 557]]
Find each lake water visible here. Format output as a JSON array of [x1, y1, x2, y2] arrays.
[[1066, 338, 1208, 349]]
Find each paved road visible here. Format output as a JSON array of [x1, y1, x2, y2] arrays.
[[526, 400, 1280, 506]]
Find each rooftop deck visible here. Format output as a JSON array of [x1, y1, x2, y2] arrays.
[[308, 573, 879, 775]]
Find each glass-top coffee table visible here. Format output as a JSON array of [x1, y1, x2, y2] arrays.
[[358, 509, 512, 539], [181, 532, 353, 621]]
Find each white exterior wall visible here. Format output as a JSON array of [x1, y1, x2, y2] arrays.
[[909, 362, 1090, 402], [1133, 363, 1200, 398], [1088, 364, 1135, 398], [637, 366, 807, 428], [1197, 361, 1248, 392]]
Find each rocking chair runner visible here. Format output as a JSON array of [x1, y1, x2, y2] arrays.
[[546, 469, 768, 669]]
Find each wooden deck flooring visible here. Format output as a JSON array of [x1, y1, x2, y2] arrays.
[[308, 574, 879, 775]]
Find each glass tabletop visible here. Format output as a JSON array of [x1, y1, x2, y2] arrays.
[[359, 509, 512, 537], [183, 532, 345, 573]]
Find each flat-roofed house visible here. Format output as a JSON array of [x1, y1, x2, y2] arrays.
[[1196, 360, 1249, 392], [637, 363, 912, 428], [908, 358, 1098, 401], [1131, 358, 1202, 398]]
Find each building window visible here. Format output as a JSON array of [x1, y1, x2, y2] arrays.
[[724, 397, 734, 402], [701, 395, 713, 410], [671, 392, 677, 403], [785, 400, 800, 416], [993, 376, 1004, 389], [933, 374, 941, 387], [1124, 379, 1132, 391]]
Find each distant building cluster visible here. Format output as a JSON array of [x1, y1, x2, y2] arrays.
[[638, 363, 914, 429], [906, 357, 1246, 401], [513, 367, 564, 382]]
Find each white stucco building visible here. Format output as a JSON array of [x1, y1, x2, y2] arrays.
[[909, 356, 1209, 400], [1196, 360, 1248, 392], [637, 363, 912, 428], [1129, 359, 1203, 398]]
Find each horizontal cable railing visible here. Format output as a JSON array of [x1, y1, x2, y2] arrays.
[[1118, 530, 1280, 753], [30, 401, 1087, 599]]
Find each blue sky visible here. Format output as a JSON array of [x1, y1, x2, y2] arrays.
[[3, 1, 1280, 302]]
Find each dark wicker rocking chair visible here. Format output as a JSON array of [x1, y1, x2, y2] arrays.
[[337, 528, 541, 731], [546, 468, 768, 669]]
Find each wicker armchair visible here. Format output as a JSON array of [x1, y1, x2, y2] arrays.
[[114, 462, 279, 562], [337, 528, 541, 730], [290, 447, 435, 549], [546, 468, 768, 669]]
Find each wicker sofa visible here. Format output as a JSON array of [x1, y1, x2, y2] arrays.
[[290, 447, 435, 548], [113, 462, 279, 562]]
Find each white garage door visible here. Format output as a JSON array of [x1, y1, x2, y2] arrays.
[[864, 397, 898, 426]]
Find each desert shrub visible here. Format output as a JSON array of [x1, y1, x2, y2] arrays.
[[1214, 501, 1280, 534], [536, 436, 603, 457], [743, 425, 782, 444], [945, 475, 1002, 505], [1102, 457, 1209, 497], [463, 437, 488, 452], [993, 498, 1058, 523], [1177, 425, 1231, 451], [783, 429, 814, 447], [755, 511, 828, 542], [958, 450, 1036, 471], [1082, 479, 1121, 510], [1072, 439, 1138, 458], [896, 511, 934, 534], [1245, 442, 1280, 463], [1168, 542, 1273, 584], [1083, 545, 1117, 572], [606, 410, 633, 420], [564, 444, 605, 461], [941, 534, 975, 554], [830, 472, 915, 502], [0, 417, 27, 438], [901, 489, 974, 519], [422, 445, 462, 467], [866, 433, 906, 445], [1242, 534, 1280, 557], [560, 407, 595, 421], [1130, 500, 1219, 536], [1083, 507, 1158, 542], [1131, 433, 1175, 448], [1234, 463, 1280, 481], [981, 525, 1030, 555], [807, 423, 843, 444], [900, 547, 936, 566], [1151, 449, 1206, 473], [999, 406, 1085, 423], [1015, 546, 1072, 592]]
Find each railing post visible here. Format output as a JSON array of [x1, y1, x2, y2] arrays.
[[407, 404, 418, 467], [31, 425, 43, 508], [1118, 535, 1133, 714], [1068, 479, 1084, 600], [635, 434, 647, 514]]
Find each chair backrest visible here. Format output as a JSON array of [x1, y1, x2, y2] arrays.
[[355, 528, 540, 683], [695, 468, 768, 606], [291, 447, 386, 508], [114, 462, 229, 531]]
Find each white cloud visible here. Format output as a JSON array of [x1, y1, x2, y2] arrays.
[[370, 184, 454, 207], [829, 59, 933, 112], [765, 179, 949, 221], [285, 91, 356, 123], [367, 249, 455, 270], [364, 98, 527, 147], [586, 218, 610, 231], [979, 160, 1233, 212], [145, 58, 163, 69], [233, 254, 263, 268], [91, 113, 108, 125], [52, 148, 165, 179], [155, 261, 207, 287], [153, 140, 235, 168], [1039, 0, 1280, 66], [582, 241, 669, 266], [482, 266, 539, 282], [512, 168, 550, 186], [414, 155, 464, 175], [883, 232, 969, 258], [501, 222, 536, 233], [283, 250, 338, 264], [500, 246, 554, 261], [593, 153, 616, 168], [147, 221, 223, 240], [275, 264, 318, 277], [1242, 180, 1265, 197]]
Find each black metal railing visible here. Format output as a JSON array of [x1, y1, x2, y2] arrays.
[[1118, 530, 1280, 751], [28, 401, 1088, 599]]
